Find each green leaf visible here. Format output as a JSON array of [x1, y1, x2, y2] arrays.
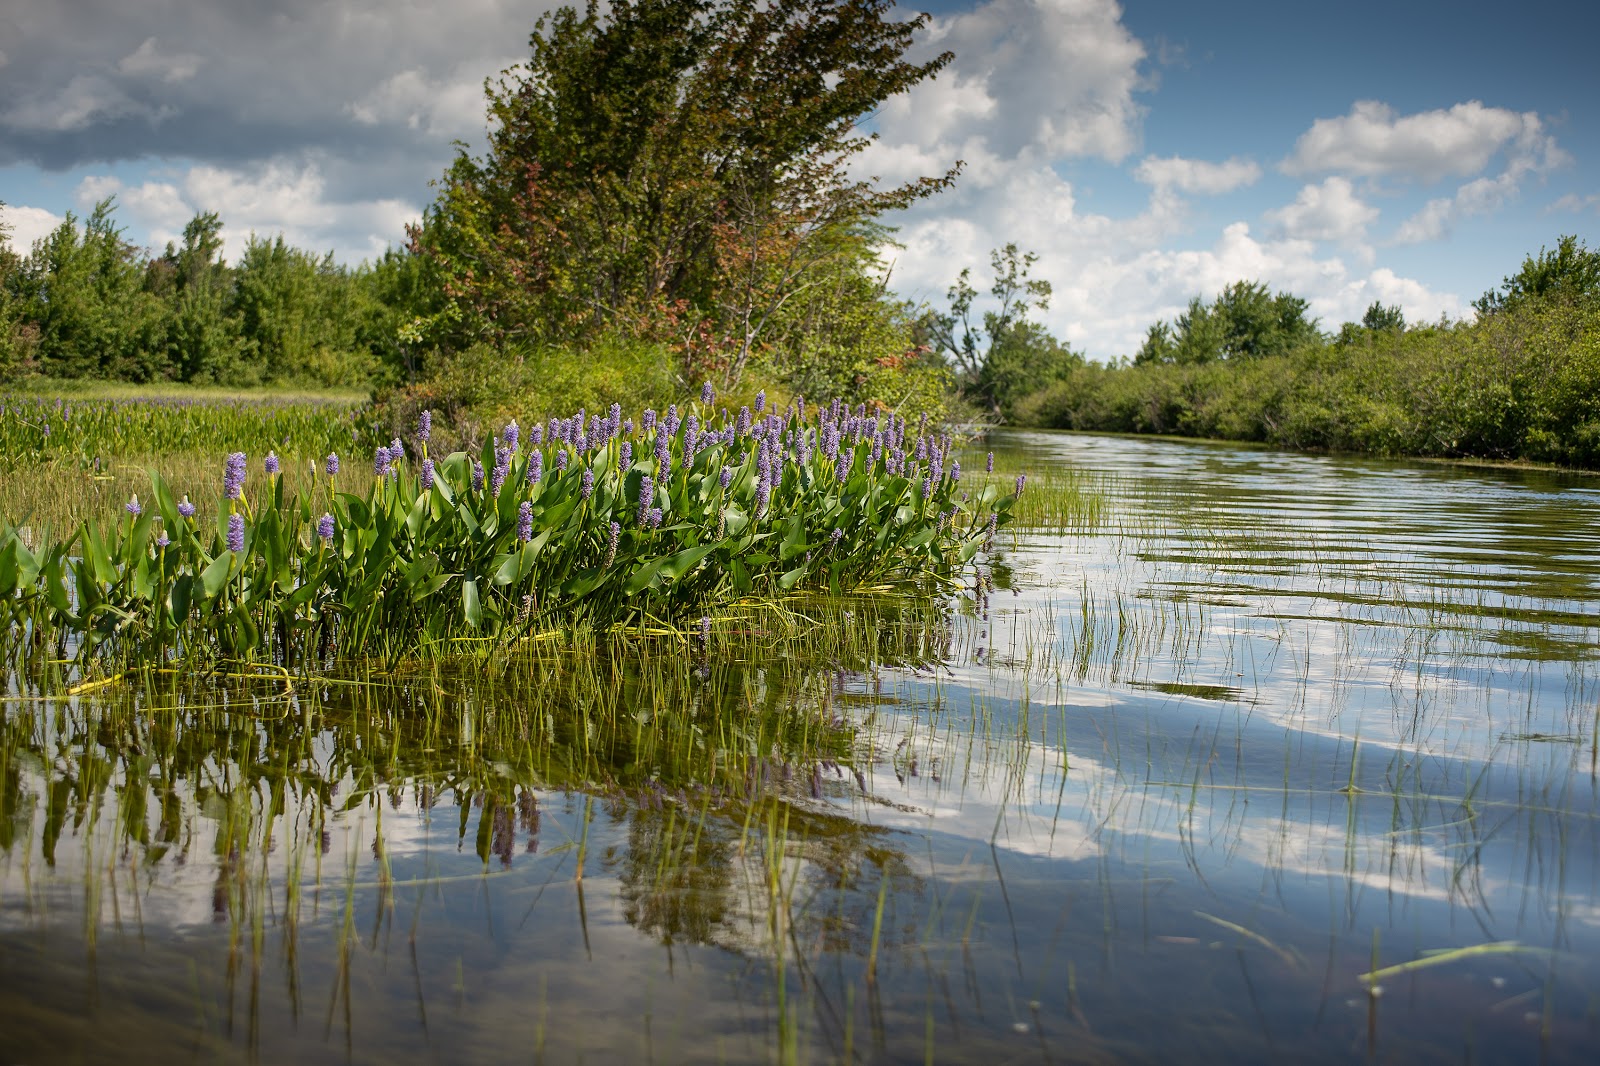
[[462, 576, 482, 628], [200, 552, 233, 599]]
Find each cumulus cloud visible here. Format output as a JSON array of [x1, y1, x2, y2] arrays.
[[1284, 100, 1555, 183], [1390, 118, 1568, 244], [71, 157, 419, 263], [0, 203, 66, 253], [1133, 155, 1261, 196], [874, 0, 1147, 168], [1263, 177, 1378, 244]]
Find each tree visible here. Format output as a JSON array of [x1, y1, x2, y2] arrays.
[[16, 199, 167, 380], [1475, 235, 1600, 315], [1361, 300, 1405, 333], [412, 0, 959, 388], [0, 201, 37, 378], [1134, 280, 1320, 365], [923, 243, 1056, 407]]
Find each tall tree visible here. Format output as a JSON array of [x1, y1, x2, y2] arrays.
[[1475, 235, 1600, 315], [923, 243, 1056, 403], [412, 0, 959, 385], [1136, 280, 1320, 365]]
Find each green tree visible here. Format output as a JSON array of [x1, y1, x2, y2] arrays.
[[0, 202, 37, 378], [153, 212, 248, 383], [1361, 300, 1405, 332], [16, 199, 167, 380], [924, 243, 1057, 408], [412, 0, 959, 389], [1475, 234, 1600, 314], [230, 236, 374, 386], [1135, 280, 1320, 365]]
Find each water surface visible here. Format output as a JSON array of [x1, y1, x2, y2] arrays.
[[4, 430, 1599, 1064]]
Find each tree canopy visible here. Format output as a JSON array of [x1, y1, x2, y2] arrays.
[[1135, 281, 1321, 365], [410, 0, 959, 386]]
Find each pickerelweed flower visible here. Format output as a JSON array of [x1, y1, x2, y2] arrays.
[[756, 477, 771, 518], [389, 438, 404, 461], [951, 459, 961, 482], [421, 457, 435, 488], [504, 420, 520, 451], [155, 533, 170, 549], [642, 409, 657, 433], [555, 449, 569, 473], [223, 451, 247, 499], [646, 507, 663, 530], [638, 474, 654, 522], [264, 451, 280, 475], [1015, 473, 1027, 496], [227, 512, 245, 553], [581, 468, 594, 500], [619, 440, 633, 469], [829, 527, 843, 550], [178, 496, 196, 518], [374, 446, 392, 478], [326, 452, 340, 476], [699, 615, 711, 646], [318, 513, 335, 543], [125, 494, 142, 516], [719, 466, 733, 490], [527, 450, 543, 484], [518, 500, 534, 542], [754, 390, 766, 413], [604, 521, 620, 567], [986, 451, 994, 474], [417, 409, 431, 443], [701, 381, 715, 405], [472, 458, 485, 492], [529, 424, 544, 447], [491, 447, 510, 495]]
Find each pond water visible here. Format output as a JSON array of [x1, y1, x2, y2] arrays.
[[4, 430, 1599, 1064]]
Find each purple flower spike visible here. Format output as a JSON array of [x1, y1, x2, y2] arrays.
[[638, 474, 654, 519], [227, 512, 246, 553], [318, 513, 336, 543], [986, 451, 994, 474], [518, 501, 534, 542], [325, 452, 340, 476], [581, 468, 594, 500], [951, 459, 962, 482], [719, 467, 733, 490], [754, 390, 766, 413], [390, 437, 404, 460], [223, 451, 247, 500], [642, 409, 657, 433], [620, 440, 633, 469], [264, 451, 280, 475], [178, 496, 196, 518], [555, 450, 569, 473], [418, 409, 432, 443], [421, 457, 435, 488], [699, 615, 711, 646], [125, 494, 142, 516], [604, 521, 620, 567], [374, 446, 392, 478], [530, 424, 544, 447], [701, 381, 715, 405], [527, 450, 543, 484], [504, 420, 520, 452], [1015, 473, 1027, 497], [829, 528, 843, 550], [472, 458, 485, 493], [647, 507, 663, 530], [155, 533, 170, 549]]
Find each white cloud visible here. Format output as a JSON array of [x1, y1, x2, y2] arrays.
[[1133, 155, 1261, 196], [875, 0, 1147, 166], [1263, 177, 1378, 244], [348, 59, 514, 139], [1390, 119, 1567, 245], [117, 38, 204, 84], [73, 157, 419, 263], [0, 203, 66, 253], [1284, 100, 1552, 183], [1550, 192, 1600, 214]]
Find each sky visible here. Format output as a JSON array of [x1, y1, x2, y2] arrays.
[[1, 0, 1596, 360]]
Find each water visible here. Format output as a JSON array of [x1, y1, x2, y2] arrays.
[[4, 430, 1599, 1064]]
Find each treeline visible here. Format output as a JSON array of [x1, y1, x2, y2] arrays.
[[1008, 236, 1600, 468], [0, 200, 430, 387]]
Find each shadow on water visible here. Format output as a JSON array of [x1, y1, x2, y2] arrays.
[[5, 431, 1600, 1063]]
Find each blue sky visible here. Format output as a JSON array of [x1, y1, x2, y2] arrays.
[[2, 0, 1595, 359]]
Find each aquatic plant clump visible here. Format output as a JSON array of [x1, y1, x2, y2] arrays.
[[0, 394, 1020, 665]]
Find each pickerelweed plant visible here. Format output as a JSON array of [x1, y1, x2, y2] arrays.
[[0, 393, 1021, 667]]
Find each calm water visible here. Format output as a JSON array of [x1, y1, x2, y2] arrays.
[[4, 430, 1600, 1064]]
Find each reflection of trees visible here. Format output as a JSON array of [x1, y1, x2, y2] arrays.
[[0, 593, 950, 942]]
